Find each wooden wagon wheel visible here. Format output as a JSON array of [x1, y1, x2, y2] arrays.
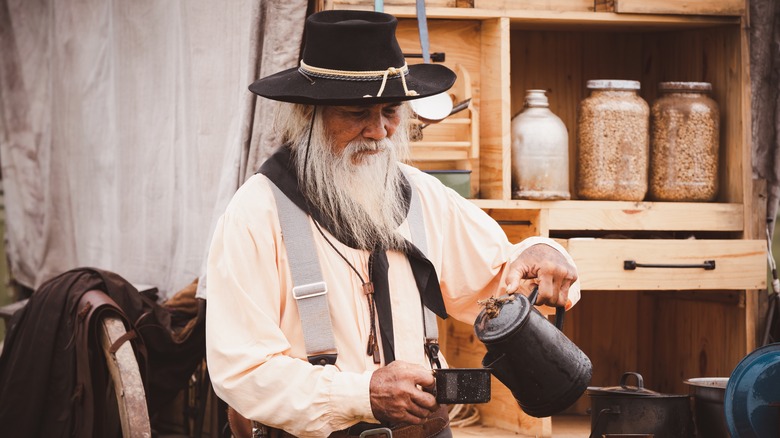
[[99, 315, 152, 438]]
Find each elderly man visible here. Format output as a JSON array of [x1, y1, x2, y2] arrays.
[[206, 9, 580, 438]]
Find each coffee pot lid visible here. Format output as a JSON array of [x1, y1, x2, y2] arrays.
[[474, 293, 533, 344]]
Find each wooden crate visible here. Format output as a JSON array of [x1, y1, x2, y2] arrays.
[[407, 63, 480, 197], [394, 19, 482, 196], [318, 3, 760, 436]]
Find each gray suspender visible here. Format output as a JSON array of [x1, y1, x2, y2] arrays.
[[269, 182, 338, 366], [406, 175, 440, 347], [269, 174, 439, 366]]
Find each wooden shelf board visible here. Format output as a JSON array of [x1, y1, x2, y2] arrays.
[[472, 200, 744, 231], [350, 6, 739, 30]]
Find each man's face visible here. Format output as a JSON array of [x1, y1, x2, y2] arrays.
[[294, 101, 409, 250], [320, 102, 403, 164]]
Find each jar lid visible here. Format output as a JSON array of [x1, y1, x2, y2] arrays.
[[586, 79, 640, 90], [658, 81, 712, 91]]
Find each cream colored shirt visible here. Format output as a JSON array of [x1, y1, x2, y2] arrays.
[[205, 164, 580, 437]]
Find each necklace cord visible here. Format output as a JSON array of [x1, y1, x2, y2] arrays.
[[302, 107, 380, 363]]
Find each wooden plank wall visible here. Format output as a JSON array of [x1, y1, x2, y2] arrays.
[[480, 18, 511, 200]]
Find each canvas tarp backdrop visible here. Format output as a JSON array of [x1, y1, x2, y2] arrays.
[[0, 0, 779, 301], [0, 0, 307, 299]]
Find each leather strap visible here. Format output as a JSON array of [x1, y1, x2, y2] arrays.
[[108, 329, 137, 354], [74, 290, 135, 437], [227, 405, 253, 438], [331, 405, 450, 438], [227, 405, 450, 438]]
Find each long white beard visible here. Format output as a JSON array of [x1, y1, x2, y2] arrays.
[[294, 131, 409, 251]]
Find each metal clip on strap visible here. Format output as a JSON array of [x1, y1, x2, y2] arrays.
[[359, 428, 392, 438], [425, 341, 441, 369]]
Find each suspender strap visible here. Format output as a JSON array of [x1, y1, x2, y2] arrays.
[[405, 175, 440, 344], [269, 182, 338, 366]]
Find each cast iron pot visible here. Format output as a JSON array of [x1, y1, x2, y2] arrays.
[[474, 287, 592, 418], [588, 372, 694, 438]]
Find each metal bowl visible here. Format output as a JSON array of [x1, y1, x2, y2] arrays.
[[684, 377, 728, 437]]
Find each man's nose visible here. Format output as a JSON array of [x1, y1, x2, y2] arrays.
[[362, 113, 389, 140]]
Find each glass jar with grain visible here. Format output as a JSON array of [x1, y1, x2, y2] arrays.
[[649, 82, 720, 201], [576, 80, 649, 201]]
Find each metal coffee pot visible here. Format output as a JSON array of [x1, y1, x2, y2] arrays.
[[474, 286, 592, 417]]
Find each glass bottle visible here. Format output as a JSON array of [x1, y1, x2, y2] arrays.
[[576, 80, 649, 201], [649, 82, 719, 201], [511, 89, 570, 200]]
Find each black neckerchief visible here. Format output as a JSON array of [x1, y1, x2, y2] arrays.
[[259, 145, 448, 363]]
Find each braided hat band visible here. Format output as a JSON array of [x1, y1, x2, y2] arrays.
[[298, 61, 418, 98]]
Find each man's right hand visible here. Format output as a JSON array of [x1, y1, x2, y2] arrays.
[[369, 360, 439, 425]]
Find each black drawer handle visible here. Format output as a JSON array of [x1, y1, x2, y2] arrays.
[[623, 260, 716, 270]]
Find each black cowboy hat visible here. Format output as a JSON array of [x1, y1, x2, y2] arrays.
[[248, 10, 456, 106]]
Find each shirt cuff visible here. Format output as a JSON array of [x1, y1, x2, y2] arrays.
[[329, 369, 376, 425]]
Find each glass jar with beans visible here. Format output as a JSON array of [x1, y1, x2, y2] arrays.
[[576, 80, 650, 201], [649, 81, 720, 202]]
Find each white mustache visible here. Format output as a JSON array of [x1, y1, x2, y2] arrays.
[[349, 140, 389, 154]]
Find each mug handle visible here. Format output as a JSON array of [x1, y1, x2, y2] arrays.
[[528, 285, 566, 330]]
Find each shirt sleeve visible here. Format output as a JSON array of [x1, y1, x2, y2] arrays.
[[407, 168, 581, 323], [205, 178, 375, 437]]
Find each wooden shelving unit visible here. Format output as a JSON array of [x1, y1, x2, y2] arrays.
[[324, 1, 762, 436]]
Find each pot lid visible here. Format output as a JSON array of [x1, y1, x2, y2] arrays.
[[684, 377, 729, 389], [586, 79, 640, 90], [474, 293, 533, 344], [587, 372, 662, 397], [724, 343, 780, 438], [658, 81, 712, 92]]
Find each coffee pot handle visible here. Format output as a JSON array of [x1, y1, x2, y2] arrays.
[[528, 285, 566, 330]]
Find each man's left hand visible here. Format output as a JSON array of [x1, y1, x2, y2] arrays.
[[505, 243, 578, 308]]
